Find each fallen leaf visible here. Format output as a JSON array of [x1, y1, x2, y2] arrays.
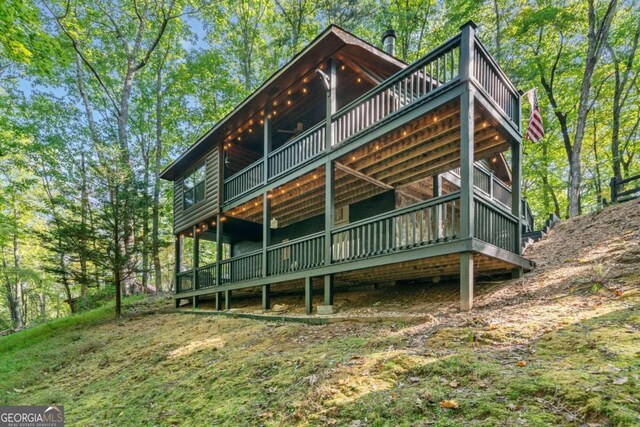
[[408, 376, 421, 384], [614, 290, 624, 296], [439, 400, 459, 409], [613, 377, 628, 385], [516, 360, 527, 367], [449, 380, 459, 388]]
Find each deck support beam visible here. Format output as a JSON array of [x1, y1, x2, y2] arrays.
[[192, 224, 199, 293], [215, 214, 223, 288], [193, 296, 199, 309], [304, 277, 313, 315], [262, 284, 271, 311], [460, 252, 474, 311], [225, 290, 232, 310], [215, 292, 222, 311], [323, 274, 334, 306]]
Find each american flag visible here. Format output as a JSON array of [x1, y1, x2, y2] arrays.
[[525, 89, 544, 142]]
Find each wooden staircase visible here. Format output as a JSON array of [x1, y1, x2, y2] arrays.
[[522, 213, 561, 251]]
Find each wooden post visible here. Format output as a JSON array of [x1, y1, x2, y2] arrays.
[[459, 21, 476, 241], [304, 277, 313, 315], [460, 88, 475, 239], [193, 296, 199, 309], [215, 292, 222, 311], [215, 214, 223, 287], [262, 191, 270, 277], [433, 174, 442, 239], [325, 57, 336, 151], [459, 22, 476, 311], [174, 234, 180, 294], [192, 225, 199, 293], [610, 177, 617, 203], [263, 107, 271, 181], [262, 284, 271, 311], [324, 161, 334, 266], [323, 274, 334, 306], [511, 140, 523, 256], [225, 290, 232, 310], [460, 252, 474, 311]]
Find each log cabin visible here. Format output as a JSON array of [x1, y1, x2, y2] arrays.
[[160, 21, 535, 313]]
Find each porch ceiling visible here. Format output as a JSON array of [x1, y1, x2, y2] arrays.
[[225, 98, 511, 228]]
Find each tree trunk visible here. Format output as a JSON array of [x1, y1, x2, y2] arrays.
[[153, 57, 165, 292]]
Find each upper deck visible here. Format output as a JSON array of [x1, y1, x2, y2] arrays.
[[221, 29, 520, 207]]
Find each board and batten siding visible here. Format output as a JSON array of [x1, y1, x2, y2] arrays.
[[173, 147, 220, 233]]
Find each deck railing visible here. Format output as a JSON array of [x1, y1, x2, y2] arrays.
[[472, 39, 520, 127], [267, 232, 325, 276], [268, 125, 325, 179], [196, 263, 217, 289], [219, 250, 262, 285], [332, 36, 461, 147], [224, 160, 264, 201], [331, 193, 460, 263], [474, 195, 518, 253], [176, 271, 193, 293]]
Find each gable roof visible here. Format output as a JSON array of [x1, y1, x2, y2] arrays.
[[160, 25, 406, 181]]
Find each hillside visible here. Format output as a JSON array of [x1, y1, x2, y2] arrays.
[[1, 201, 639, 426]]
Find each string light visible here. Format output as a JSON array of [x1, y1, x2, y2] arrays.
[[357, 77, 362, 83], [341, 65, 346, 71], [302, 87, 308, 93], [287, 100, 292, 105]]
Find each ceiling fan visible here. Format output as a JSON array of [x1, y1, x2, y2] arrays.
[[276, 122, 304, 136]]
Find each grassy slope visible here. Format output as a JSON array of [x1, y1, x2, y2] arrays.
[[1, 202, 639, 426]]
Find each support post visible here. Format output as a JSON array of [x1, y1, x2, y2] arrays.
[[460, 88, 476, 239], [610, 177, 617, 203], [262, 191, 271, 277], [263, 107, 272, 182], [460, 252, 474, 311], [225, 290, 232, 310], [215, 214, 223, 287], [175, 298, 180, 309], [215, 292, 222, 311], [433, 174, 442, 239], [193, 296, 199, 309], [192, 225, 199, 291], [304, 277, 313, 315], [262, 284, 271, 311], [324, 161, 334, 265], [174, 234, 180, 294], [325, 57, 336, 151], [511, 140, 523, 255]]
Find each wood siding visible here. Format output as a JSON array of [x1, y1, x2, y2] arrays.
[[173, 147, 220, 233]]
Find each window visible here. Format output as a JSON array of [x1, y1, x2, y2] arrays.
[[184, 165, 205, 209]]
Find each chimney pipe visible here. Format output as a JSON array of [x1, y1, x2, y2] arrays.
[[382, 29, 396, 56]]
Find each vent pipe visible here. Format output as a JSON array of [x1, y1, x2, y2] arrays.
[[382, 29, 396, 56]]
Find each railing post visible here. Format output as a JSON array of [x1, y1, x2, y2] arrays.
[[610, 177, 617, 203], [511, 139, 522, 255], [459, 21, 477, 83]]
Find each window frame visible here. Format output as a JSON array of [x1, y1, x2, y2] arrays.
[[183, 163, 206, 211]]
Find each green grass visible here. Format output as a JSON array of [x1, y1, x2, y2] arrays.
[[0, 292, 638, 426]]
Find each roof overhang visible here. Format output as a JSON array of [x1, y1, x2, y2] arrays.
[[160, 25, 405, 181]]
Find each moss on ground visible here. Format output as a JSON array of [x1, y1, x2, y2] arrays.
[[0, 289, 638, 426]]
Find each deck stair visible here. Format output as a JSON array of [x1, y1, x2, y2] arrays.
[[522, 213, 561, 251]]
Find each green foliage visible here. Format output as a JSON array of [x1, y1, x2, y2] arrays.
[[0, 0, 639, 327]]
